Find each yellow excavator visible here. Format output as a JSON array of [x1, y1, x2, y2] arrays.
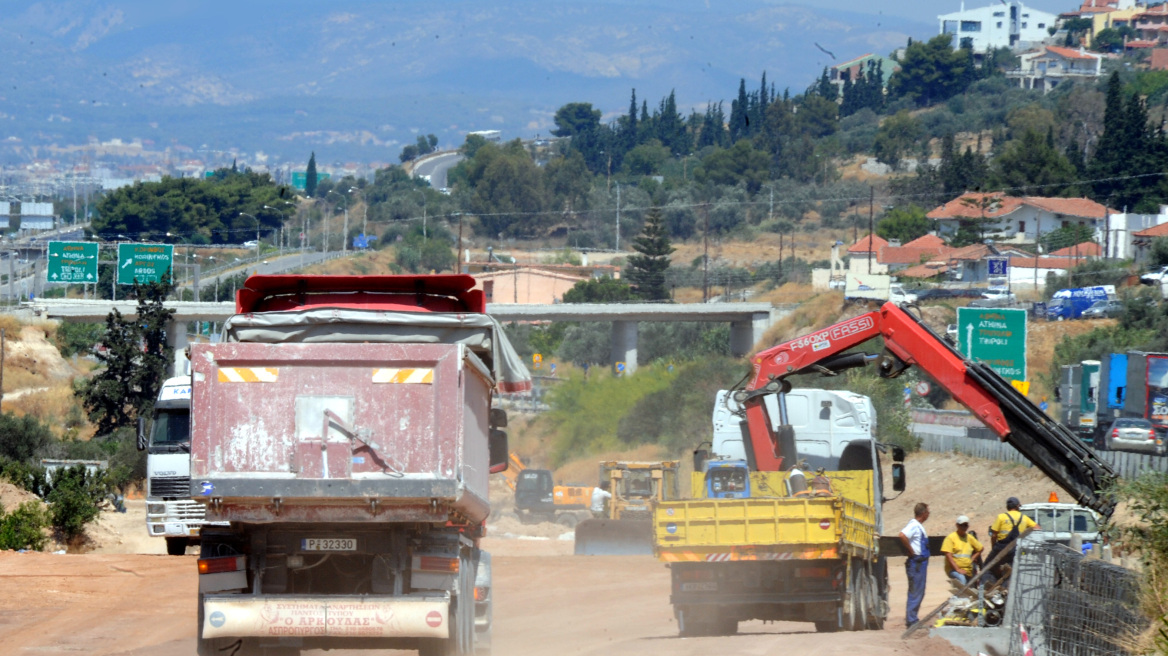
[[574, 460, 681, 556]]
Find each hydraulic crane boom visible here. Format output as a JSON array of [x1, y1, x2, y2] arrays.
[[736, 302, 1117, 517]]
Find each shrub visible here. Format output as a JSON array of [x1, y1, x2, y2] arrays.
[[0, 412, 53, 463], [45, 465, 108, 541], [0, 501, 48, 551]]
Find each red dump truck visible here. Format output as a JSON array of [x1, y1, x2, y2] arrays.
[[189, 275, 530, 656]]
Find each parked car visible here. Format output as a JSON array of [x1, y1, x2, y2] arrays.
[[1081, 299, 1124, 319], [969, 290, 1017, 308], [1019, 501, 1102, 548], [1140, 265, 1168, 285], [1103, 417, 1165, 455]]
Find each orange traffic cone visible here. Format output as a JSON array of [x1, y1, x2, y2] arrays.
[[1048, 491, 1059, 503]]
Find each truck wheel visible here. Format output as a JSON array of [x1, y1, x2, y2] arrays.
[[677, 606, 714, 637], [814, 620, 840, 633], [420, 551, 475, 656], [166, 537, 189, 556], [556, 513, 579, 529]]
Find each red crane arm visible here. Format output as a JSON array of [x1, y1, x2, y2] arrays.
[[743, 303, 1009, 471], [737, 301, 1116, 517]]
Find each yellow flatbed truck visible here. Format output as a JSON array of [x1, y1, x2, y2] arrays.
[[653, 467, 888, 635]]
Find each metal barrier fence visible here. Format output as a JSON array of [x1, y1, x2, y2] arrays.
[[1007, 540, 1145, 656], [916, 430, 1168, 479]]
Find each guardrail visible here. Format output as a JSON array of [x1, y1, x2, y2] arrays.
[[915, 429, 1168, 479]]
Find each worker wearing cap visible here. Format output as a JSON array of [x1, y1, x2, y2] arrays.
[[941, 515, 983, 586], [987, 497, 1039, 582], [898, 502, 930, 628]]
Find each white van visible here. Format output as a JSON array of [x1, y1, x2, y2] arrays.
[[711, 388, 876, 470]]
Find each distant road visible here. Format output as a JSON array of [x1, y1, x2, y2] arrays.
[[412, 152, 463, 189], [179, 250, 345, 297]]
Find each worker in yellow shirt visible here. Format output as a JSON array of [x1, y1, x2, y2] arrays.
[[941, 515, 983, 587], [986, 497, 1039, 584]]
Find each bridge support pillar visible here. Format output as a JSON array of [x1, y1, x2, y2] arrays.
[[730, 312, 772, 357], [167, 319, 190, 377], [611, 321, 638, 374]]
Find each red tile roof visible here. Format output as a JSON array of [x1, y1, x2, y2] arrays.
[[1048, 241, 1101, 257], [946, 244, 996, 261], [928, 193, 1112, 220], [879, 246, 938, 265], [848, 234, 888, 254], [898, 262, 949, 279], [1133, 222, 1168, 238], [1044, 46, 1100, 61], [927, 193, 1021, 220], [1009, 257, 1081, 270], [904, 233, 946, 250]]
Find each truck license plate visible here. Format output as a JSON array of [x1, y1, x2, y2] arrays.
[[681, 582, 717, 592], [301, 538, 357, 551]]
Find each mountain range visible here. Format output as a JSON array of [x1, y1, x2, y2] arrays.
[[0, 1, 933, 166]]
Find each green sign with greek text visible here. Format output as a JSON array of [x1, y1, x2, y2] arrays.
[[956, 307, 1027, 381]]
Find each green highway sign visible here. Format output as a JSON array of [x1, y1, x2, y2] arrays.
[[117, 243, 174, 285], [47, 241, 98, 284], [956, 307, 1028, 382]]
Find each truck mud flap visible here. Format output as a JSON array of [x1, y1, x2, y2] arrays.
[[202, 594, 449, 640], [574, 519, 653, 556], [878, 535, 946, 557]]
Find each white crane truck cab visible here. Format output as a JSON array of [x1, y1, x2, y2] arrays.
[[710, 388, 875, 470], [141, 375, 225, 555]]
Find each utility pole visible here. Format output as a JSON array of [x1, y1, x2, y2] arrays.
[[702, 204, 710, 303], [768, 186, 774, 224], [1103, 204, 1110, 260], [868, 186, 875, 274], [0, 328, 5, 411], [457, 214, 464, 273], [615, 185, 621, 251]]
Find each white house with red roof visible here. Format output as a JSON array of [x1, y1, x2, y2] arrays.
[[846, 234, 890, 274], [926, 192, 1114, 244], [1131, 221, 1168, 262], [1008, 46, 1103, 92]]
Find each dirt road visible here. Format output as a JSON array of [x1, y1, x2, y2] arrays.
[[2, 450, 1046, 655], [0, 539, 964, 656]]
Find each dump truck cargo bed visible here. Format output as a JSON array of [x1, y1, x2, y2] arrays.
[[190, 341, 493, 525], [653, 494, 877, 562]]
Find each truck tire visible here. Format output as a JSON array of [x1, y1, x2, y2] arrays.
[[166, 537, 189, 556], [814, 620, 840, 633], [556, 513, 579, 529], [419, 551, 475, 656]]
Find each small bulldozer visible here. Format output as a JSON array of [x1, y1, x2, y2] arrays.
[[574, 460, 680, 556]]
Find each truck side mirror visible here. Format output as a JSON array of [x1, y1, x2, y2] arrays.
[[892, 463, 906, 492], [693, 449, 709, 473], [775, 425, 797, 468], [489, 408, 508, 428], [137, 417, 147, 452], [892, 445, 906, 463], [488, 429, 508, 474]]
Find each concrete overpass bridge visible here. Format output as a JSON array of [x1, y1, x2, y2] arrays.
[[31, 299, 792, 375]]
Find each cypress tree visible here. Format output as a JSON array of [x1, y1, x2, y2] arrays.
[[305, 152, 318, 198], [729, 79, 749, 142]]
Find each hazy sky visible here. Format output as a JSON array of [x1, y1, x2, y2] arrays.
[[780, 0, 1073, 22]]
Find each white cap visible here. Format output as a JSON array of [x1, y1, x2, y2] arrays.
[[956, 515, 970, 525]]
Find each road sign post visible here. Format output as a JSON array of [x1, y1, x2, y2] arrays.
[[117, 243, 174, 285], [956, 307, 1028, 382], [47, 241, 98, 284]]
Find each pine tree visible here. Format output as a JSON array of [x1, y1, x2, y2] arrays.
[[626, 207, 675, 301], [305, 152, 318, 198]]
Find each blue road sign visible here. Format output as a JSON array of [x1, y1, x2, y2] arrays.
[[615, 362, 626, 373], [988, 257, 1009, 276], [353, 233, 378, 249]]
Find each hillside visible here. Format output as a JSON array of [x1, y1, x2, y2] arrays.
[[0, 1, 931, 163]]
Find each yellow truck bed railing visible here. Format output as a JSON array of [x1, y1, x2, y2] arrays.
[[654, 470, 877, 563]]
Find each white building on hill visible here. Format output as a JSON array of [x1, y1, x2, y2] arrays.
[[939, 1, 1058, 52]]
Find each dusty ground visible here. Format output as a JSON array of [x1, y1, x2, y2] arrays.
[[0, 451, 1117, 655]]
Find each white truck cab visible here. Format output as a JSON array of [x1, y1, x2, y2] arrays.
[[140, 375, 226, 555], [711, 388, 876, 470]]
